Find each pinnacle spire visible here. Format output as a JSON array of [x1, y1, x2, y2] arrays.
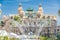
[[39, 4, 42, 7], [19, 3, 22, 7]]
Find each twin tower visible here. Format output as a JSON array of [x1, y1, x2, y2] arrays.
[[18, 4, 43, 18]]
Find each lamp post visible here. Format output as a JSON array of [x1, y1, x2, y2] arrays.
[[58, 10, 60, 16]]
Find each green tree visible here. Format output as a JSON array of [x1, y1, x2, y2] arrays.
[[56, 33, 60, 40], [0, 20, 5, 26], [39, 36, 48, 40], [4, 36, 9, 40], [51, 34, 57, 40], [14, 15, 22, 24]]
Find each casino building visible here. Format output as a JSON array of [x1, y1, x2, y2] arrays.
[[0, 4, 57, 37]]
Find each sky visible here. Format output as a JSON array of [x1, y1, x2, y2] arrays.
[[0, 0, 60, 25]]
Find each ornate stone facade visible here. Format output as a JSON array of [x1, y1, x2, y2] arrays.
[[0, 4, 57, 37]]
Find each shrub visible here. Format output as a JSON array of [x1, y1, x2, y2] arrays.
[[39, 36, 48, 40]]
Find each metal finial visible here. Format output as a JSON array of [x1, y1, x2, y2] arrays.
[[19, 3, 22, 7], [39, 4, 42, 7]]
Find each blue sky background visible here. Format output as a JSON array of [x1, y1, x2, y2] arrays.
[[0, 0, 60, 25]]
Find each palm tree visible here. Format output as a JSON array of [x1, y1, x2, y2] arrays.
[[58, 10, 60, 16]]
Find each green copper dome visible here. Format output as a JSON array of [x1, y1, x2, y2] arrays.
[[26, 8, 33, 11]]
